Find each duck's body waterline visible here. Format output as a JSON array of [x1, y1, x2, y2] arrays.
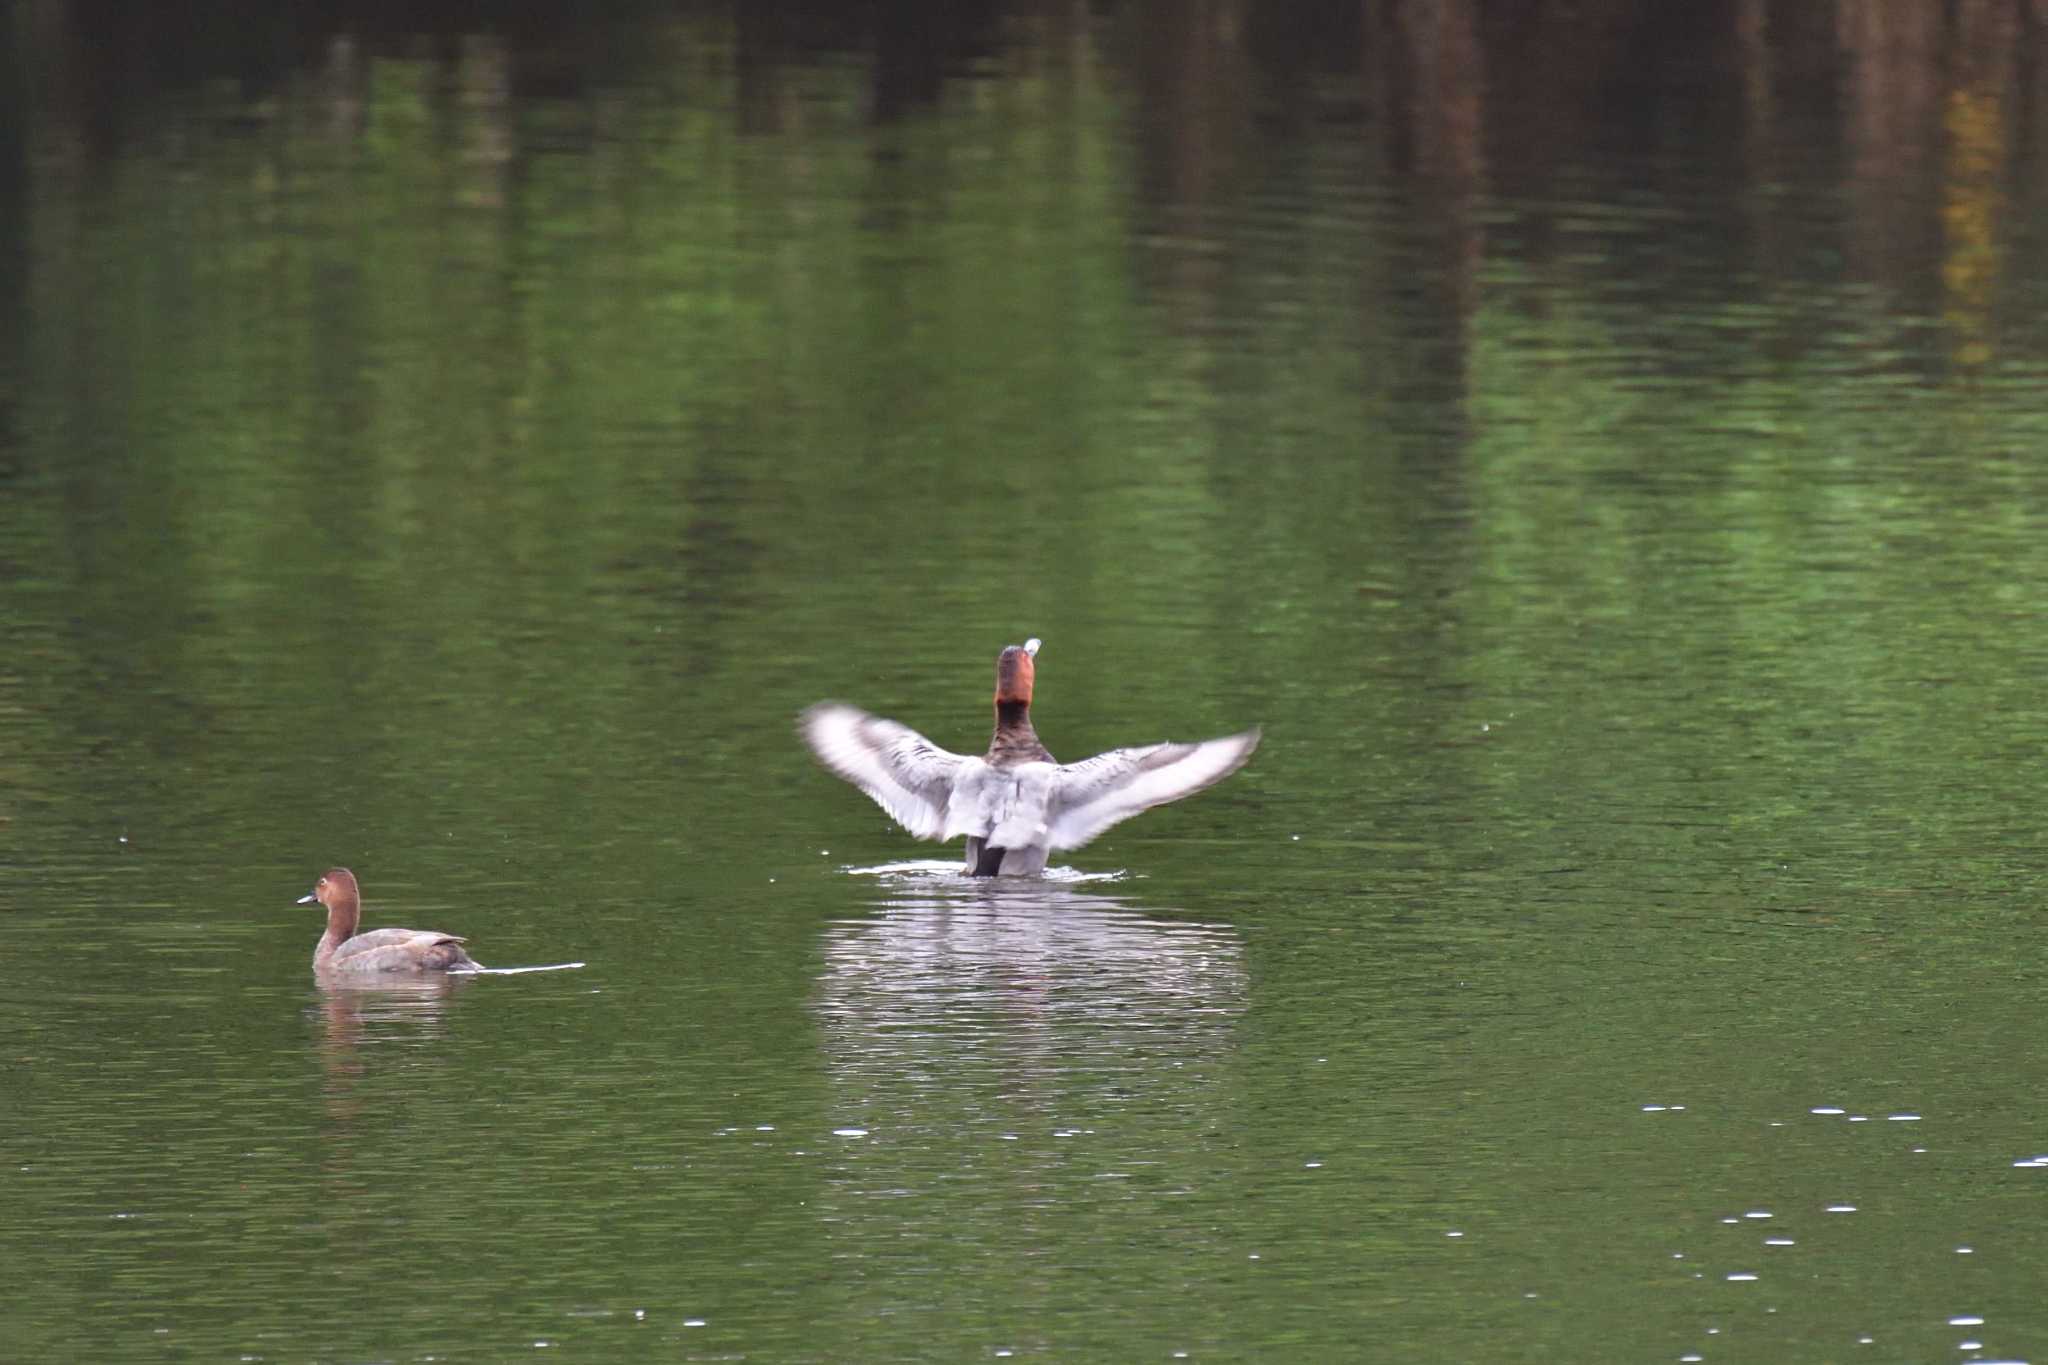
[[802, 637, 1260, 876]]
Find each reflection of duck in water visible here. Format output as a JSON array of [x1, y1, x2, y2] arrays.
[[308, 973, 469, 1197], [826, 877, 1247, 1010], [802, 638, 1260, 876], [298, 868, 484, 975], [312, 974, 466, 1091], [813, 879, 1246, 1154]]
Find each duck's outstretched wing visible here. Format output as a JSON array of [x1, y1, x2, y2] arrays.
[[800, 703, 970, 841], [1044, 728, 1261, 851]]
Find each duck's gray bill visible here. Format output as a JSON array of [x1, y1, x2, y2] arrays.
[[296, 892, 317, 904]]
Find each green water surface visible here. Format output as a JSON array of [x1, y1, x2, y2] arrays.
[[6, 6, 2048, 1362]]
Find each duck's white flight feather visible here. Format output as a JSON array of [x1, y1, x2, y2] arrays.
[[1044, 730, 1262, 850], [800, 703, 967, 840]]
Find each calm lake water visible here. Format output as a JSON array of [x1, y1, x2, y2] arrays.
[[8, 3, 2048, 1360]]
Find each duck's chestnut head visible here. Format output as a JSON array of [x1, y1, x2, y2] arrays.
[[297, 867, 360, 912], [995, 636, 1041, 707]]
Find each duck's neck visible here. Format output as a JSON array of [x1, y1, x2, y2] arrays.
[[316, 901, 360, 965], [989, 700, 1052, 764]]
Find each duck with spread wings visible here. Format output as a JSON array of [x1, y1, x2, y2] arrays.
[[800, 638, 1260, 876]]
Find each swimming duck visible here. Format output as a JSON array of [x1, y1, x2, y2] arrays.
[[298, 868, 485, 974], [801, 638, 1260, 875]]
